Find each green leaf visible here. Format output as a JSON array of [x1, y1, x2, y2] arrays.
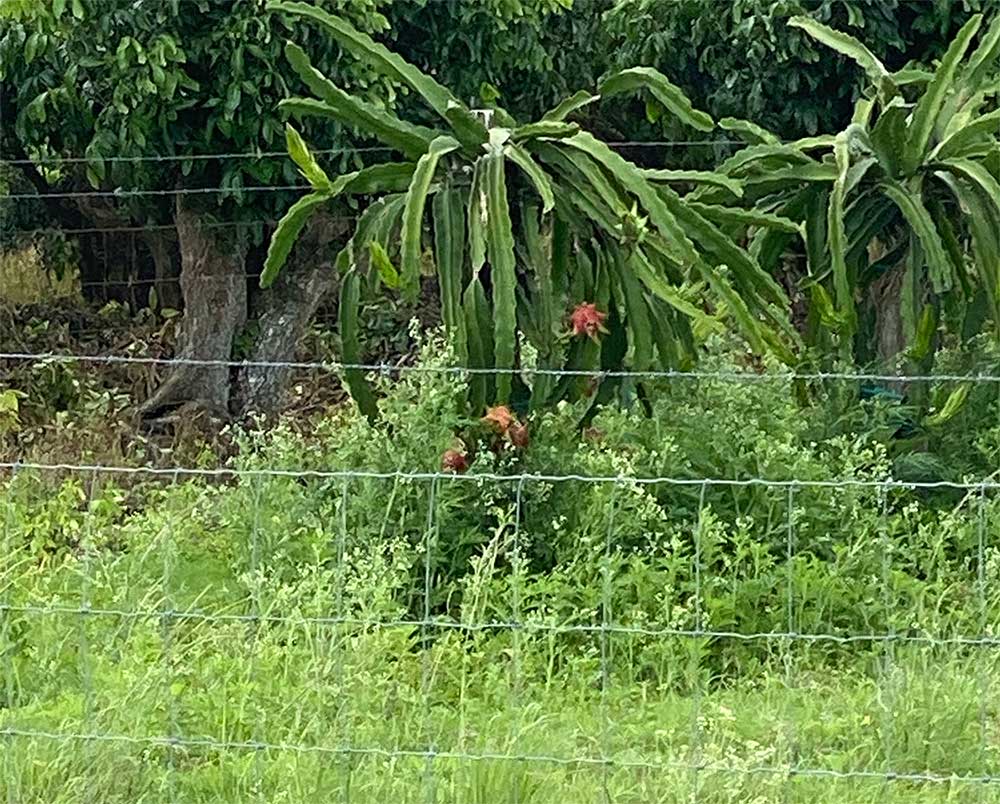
[[879, 179, 953, 293], [512, 120, 580, 141], [687, 202, 800, 233], [463, 277, 495, 411], [629, 249, 718, 331], [870, 102, 910, 178], [506, 143, 555, 213], [328, 162, 417, 196], [790, 135, 837, 151], [521, 204, 555, 356], [902, 15, 982, 174], [270, 2, 487, 148], [433, 187, 467, 360], [937, 171, 1000, 334], [893, 68, 934, 85], [560, 132, 699, 265], [644, 169, 743, 197], [279, 96, 428, 161], [933, 110, 1000, 161], [924, 383, 971, 426], [347, 193, 404, 272], [695, 259, 771, 356], [541, 90, 600, 122], [556, 177, 622, 237], [852, 97, 875, 127], [368, 241, 399, 289], [599, 67, 714, 132], [53, 0, 66, 18], [713, 144, 815, 179], [263, 163, 413, 290], [963, 15, 1000, 95], [804, 187, 830, 274], [718, 117, 780, 145], [282, 42, 436, 159], [909, 303, 936, 360], [399, 135, 460, 301], [828, 130, 854, 335], [618, 258, 654, 370], [810, 283, 845, 330], [788, 16, 893, 93], [662, 191, 795, 331], [285, 123, 330, 191], [844, 156, 880, 195], [484, 152, 517, 401], [751, 187, 814, 273], [467, 158, 488, 275], [339, 270, 379, 422], [645, 98, 663, 124], [24, 32, 39, 64], [71, 0, 84, 18], [934, 158, 1000, 220], [535, 141, 626, 218], [261, 192, 329, 288]]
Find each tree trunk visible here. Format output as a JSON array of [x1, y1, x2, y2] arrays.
[[871, 268, 906, 364], [144, 229, 182, 311], [139, 198, 247, 420], [232, 214, 344, 418]]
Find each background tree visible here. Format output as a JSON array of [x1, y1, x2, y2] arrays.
[[601, 0, 996, 163], [0, 0, 577, 418]]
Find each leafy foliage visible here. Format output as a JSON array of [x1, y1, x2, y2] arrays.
[[0, 0, 403, 228], [7, 337, 1000, 800], [702, 13, 1000, 365], [265, 1, 800, 417], [602, 0, 994, 146], [386, 0, 600, 124]]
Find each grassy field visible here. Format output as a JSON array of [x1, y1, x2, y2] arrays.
[[3, 468, 999, 803], [5, 342, 1000, 802], [4, 611, 1000, 802]]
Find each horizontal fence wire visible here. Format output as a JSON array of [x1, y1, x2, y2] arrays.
[[0, 140, 750, 170], [2, 726, 998, 787], [0, 460, 997, 490], [9, 220, 291, 237], [2, 184, 312, 201], [1, 601, 998, 648], [2, 369, 998, 797], [2, 727, 994, 787], [2, 350, 999, 384]]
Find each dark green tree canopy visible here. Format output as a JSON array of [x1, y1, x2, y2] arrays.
[[602, 0, 995, 141]]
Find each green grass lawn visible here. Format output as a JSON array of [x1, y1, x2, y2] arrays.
[[6, 353, 1000, 802], [4, 567, 1000, 802]]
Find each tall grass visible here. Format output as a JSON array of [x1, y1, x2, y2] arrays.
[[4, 336, 1000, 802]]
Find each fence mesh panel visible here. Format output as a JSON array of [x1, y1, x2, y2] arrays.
[[1, 358, 1000, 801]]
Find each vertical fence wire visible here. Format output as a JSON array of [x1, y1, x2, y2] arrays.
[[337, 476, 352, 804], [161, 469, 181, 803], [783, 484, 798, 800], [249, 473, 264, 800], [599, 480, 619, 803], [2, 464, 18, 804], [877, 485, 896, 802], [690, 481, 708, 803], [79, 469, 98, 804], [977, 483, 989, 804], [512, 476, 525, 804], [421, 477, 439, 804]]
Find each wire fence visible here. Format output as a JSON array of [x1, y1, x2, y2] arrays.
[[3, 111, 999, 804], [3, 352, 1000, 801]]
